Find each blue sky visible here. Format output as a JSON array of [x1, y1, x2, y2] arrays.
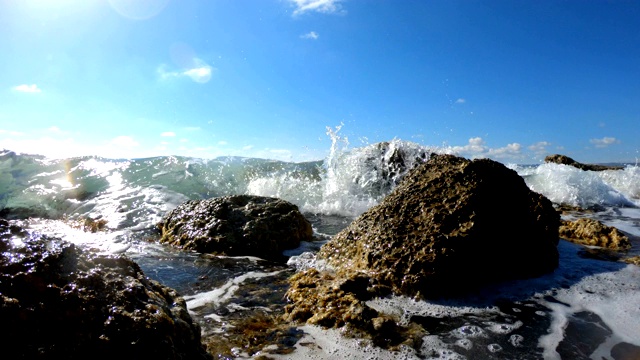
[[1, 0, 639, 163]]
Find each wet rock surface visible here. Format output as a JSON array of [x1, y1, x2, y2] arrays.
[[283, 268, 417, 349], [316, 154, 560, 298], [622, 255, 640, 266], [157, 195, 313, 261], [0, 219, 211, 360], [560, 218, 631, 250], [556, 311, 612, 360], [284, 154, 560, 344], [544, 154, 624, 171]]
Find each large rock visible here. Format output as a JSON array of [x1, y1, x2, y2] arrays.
[[316, 154, 560, 298], [157, 195, 313, 261], [544, 154, 624, 171], [0, 219, 211, 360], [560, 218, 631, 250]]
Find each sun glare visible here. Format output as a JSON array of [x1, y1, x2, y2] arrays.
[[108, 0, 170, 20]]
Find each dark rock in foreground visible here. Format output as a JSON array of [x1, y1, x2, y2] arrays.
[[158, 195, 313, 261], [544, 154, 624, 171], [0, 219, 211, 360], [560, 218, 631, 250]]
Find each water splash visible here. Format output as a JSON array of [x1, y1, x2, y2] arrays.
[[521, 163, 638, 208]]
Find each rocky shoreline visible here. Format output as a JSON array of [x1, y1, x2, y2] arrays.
[[1, 153, 638, 358]]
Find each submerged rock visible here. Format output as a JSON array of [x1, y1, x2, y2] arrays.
[[158, 195, 313, 261], [0, 219, 211, 360], [544, 154, 624, 171], [560, 218, 631, 250], [300, 154, 560, 299]]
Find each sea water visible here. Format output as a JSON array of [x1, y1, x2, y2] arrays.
[[1, 133, 639, 359]]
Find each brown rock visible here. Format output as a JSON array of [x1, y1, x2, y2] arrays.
[[544, 154, 624, 171], [560, 218, 631, 250], [283, 268, 404, 347], [317, 154, 560, 298], [157, 195, 313, 261], [623, 256, 640, 266]]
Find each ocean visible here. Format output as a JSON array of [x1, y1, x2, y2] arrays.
[[1, 136, 639, 359]]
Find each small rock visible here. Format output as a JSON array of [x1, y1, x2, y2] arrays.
[[158, 195, 313, 261], [544, 154, 624, 171], [560, 218, 631, 250]]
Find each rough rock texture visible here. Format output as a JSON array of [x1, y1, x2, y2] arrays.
[[560, 218, 631, 250], [623, 256, 640, 266], [316, 154, 560, 298], [158, 195, 313, 261], [283, 268, 414, 348], [544, 154, 624, 171], [0, 219, 211, 360]]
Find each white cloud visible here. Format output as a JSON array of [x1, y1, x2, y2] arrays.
[[488, 143, 522, 158], [590, 136, 620, 148], [452, 137, 522, 160], [528, 141, 551, 153], [161, 131, 176, 137], [157, 58, 215, 83], [289, 0, 344, 16], [455, 98, 466, 104], [242, 145, 254, 151], [218, 141, 228, 146], [301, 31, 319, 40], [184, 64, 213, 83], [13, 84, 42, 93], [452, 137, 487, 154]]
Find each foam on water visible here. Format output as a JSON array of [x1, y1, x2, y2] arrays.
[[598, 165, 640, 200], [522, 163, 638, 208], [538, 262, 640, 359], [284, 240, 640, 359], [184, 270, 285, 313], [268, 325, 425, 360]]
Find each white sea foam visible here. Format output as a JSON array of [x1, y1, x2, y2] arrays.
[[539, 262, 640, 359], [523, 163, 636, 208], [267, 325, 425, 360], [184, 270, 284, 313], [598, 165, 640, 200]]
